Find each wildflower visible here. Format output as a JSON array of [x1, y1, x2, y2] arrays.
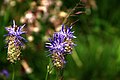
[[0, 69, 9, 78], [46, 24, 76, 69], [5, 20, 27, 63]]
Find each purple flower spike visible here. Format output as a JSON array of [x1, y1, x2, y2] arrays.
[[5, 20, 27, 63], [46, 24, 76, 69]]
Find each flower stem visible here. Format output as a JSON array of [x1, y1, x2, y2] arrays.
[[12, 64, 15, 80], [45, 59, 53, 80], [56, 69, 64, 80], [45, 65, 49, 80]]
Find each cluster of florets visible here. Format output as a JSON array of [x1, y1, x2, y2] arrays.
[[5, 20, 26, 46], [5, 20, 26, 63], [46, 24, 76, 69]]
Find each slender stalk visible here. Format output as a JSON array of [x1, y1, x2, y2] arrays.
[[56, 69, 59, 80], [62, 1, 81, 25], [45, 65, 49, 80], [12, 64, 15, 80], [45, 59, 53, 80], [60, 69, 64, 80], [56, 69, 64, 80]]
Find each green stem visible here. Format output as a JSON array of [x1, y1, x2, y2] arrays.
[[56, 70, 59, 80], [45, 59, 53, 80], [60, 69, 64, 80], [56, 69, 64, 80], [12, 64, 15, 80], [45, 65, 49, 80]]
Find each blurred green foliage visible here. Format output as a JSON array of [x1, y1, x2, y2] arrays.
[[0, 0, 120, 80]]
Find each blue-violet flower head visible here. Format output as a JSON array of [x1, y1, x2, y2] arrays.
[[46, 32, 67, 55], [5, 20, 27, 46], [46, 24, 76, 69]]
